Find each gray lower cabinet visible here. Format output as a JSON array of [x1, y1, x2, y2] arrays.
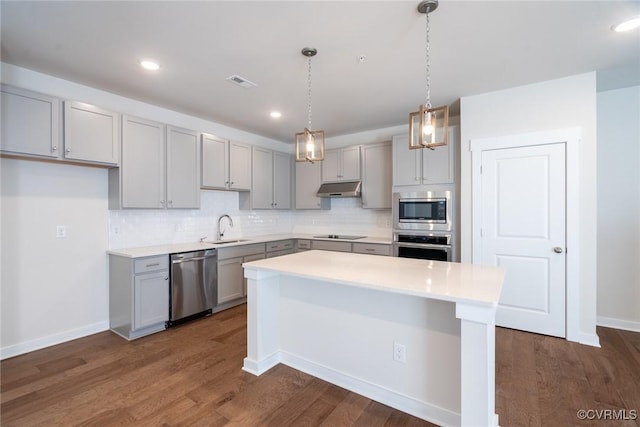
[[217, 243, 265, 306], [109, 254, 169, 340], [311, 240, 353, 253], [352, 243, 391, 256], [266, 240, 295, 258]]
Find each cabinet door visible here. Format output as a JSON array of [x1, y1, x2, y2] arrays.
[[229, 141, 252, 190], [217, 257, 244, 304], [321, 149, 341, 182], [133, 270, 169, 330], [295, 161, 324, 209], [340, 145, 361, 181], [1, 85, 60, 158], [362, 142, 392, 209], [272, 151, 291, 209], [392, 135, 422, 186], [201, 133, 228, 189], [121, 116, 165, 208], [421, 127, 455, 184], [251, 147, 273, 209], [166, 126, 200, 209], [63, 101, 119, 165]]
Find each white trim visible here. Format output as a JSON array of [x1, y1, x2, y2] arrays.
[[597, 316, 640, 333], [242, 352, 281, 376], [278, 351, 462, 427], [470, 127, 582, 343], [577, 332, 601, 348], [1, 321, 109, 360]]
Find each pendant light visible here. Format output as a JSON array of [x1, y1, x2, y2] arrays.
[[295, 47, 325, 163], [409, 0, 449, 150]]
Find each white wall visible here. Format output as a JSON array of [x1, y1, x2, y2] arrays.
[[1, 159, 109, 358], [460, 73, 598, 344], [596, 85, 640, 332]]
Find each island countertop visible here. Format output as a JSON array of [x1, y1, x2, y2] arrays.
[[243, 250, 504, 307]]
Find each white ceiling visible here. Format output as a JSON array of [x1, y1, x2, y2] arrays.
[[1, 1, 639, 143]]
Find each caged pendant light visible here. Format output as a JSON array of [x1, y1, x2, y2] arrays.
[[409, 0, 449, 150], [295, 47, 325, 163]]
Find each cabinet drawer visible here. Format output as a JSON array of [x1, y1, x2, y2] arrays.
[[134, 255, 169, 274], [218, 243, 266, 260], [266, 240, 294, 252], [297, 239, 312, 250], [266, 249, 295, 258], [311, 240, 352, 253], [352, 243, 391, 256]]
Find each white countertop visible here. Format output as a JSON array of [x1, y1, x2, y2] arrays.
[[243, 250, 504, 306], [107, 233, 392, 258]]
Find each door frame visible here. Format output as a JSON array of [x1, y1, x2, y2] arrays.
[[470, 127, 580, 342]]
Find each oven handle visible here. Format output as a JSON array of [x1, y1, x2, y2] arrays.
[[393, 242, 451, 251]]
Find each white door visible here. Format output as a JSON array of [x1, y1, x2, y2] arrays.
[[480, 143, 566, 337]]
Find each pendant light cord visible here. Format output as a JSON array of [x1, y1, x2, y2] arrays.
[[425, 10, 431, 109], [307, 55, 313, 130]]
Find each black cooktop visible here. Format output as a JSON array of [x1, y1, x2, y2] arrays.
[[313, 235, 366, 240]]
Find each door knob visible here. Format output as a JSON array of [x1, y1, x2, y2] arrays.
[[553, 247, 564, 254]]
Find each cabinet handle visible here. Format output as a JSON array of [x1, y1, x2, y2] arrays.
[[146, 263, 160, 267], [230, 181, 234, 185], [164, 276, 169, 280], [66, 148, 71, 153], [168, 200, 173, 207], [160, 200, 165, 206], [365, 248, 375, 252], [52, 146, 58, 152]]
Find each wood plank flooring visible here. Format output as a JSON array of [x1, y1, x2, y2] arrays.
[[2, 304, 639, 426]]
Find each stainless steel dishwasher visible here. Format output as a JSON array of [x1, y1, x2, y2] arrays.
[[168, 249, 217, 326]]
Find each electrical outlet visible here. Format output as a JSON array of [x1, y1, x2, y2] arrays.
[[56, 225, 67, 239], [393, 342, 406, 363]]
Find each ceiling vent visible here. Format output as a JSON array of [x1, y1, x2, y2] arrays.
[[226, 75, 257, 88]]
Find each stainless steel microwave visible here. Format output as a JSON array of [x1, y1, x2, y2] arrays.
[[393, 191, 452, 232]]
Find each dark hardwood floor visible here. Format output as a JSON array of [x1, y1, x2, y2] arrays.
[[1, 304, 638, 426]]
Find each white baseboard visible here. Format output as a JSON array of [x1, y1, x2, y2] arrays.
[[577, 332, 601, 348], [279, 351, 461, 427], [242, 352, 281, 376], [1, 321, 109, 360], [597, 316, 640, 333]]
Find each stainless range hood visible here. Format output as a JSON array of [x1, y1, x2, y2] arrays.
[[316, 181, 361, 198]]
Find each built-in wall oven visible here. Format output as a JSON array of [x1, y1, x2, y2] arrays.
[[392, 191, 454, 261], [392, 232, 452, 261]]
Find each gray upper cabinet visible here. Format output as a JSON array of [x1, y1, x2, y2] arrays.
[[63, 101, 119, 165], [362, 142, 392, 209], [322, 146, 361, 182], [392, 127, 456, 186], [240, 147, 291, 210], [1, 85, 119, 166], [166, 126, 200, 209], [272, 151, 291, 209], [201, 133, 228, 189], [1, 85, 61, 158], [110, 116, 200, 209], [201, 134, 251, 191], [118, 115, 166, 208], [295, 161, 329, 210], [229, 141, 252, 190]]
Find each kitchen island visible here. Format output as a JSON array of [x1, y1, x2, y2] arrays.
[[242, 250, 504, 427]]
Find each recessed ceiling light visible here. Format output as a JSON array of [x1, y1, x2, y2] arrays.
[[139, 59, 160, 71], [612, 16, 640, 32], [270, 111, 282, 119]]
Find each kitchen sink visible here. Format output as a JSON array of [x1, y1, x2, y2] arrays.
[[204, 239, 250, 245]]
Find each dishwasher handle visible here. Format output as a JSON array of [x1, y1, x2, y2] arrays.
[[171, 249, 217, 264]]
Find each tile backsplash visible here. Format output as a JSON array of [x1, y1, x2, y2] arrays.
[[108, 190, 391, 249]]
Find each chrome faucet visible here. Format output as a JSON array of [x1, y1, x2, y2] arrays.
[[216, 214, 234, 240]]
